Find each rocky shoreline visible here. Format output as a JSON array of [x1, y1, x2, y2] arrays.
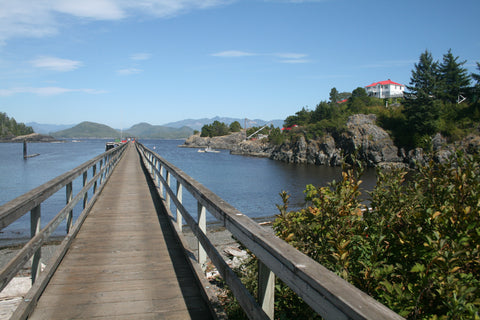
[[0, 133, 60, 143], [182, 114, 480, 168]]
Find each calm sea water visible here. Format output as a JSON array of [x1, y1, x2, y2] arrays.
[[0, 139, 376, 240]]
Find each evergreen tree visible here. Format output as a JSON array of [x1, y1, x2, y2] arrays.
[[311, 101, 332, 122], [328, 87, 340, 104], [229, 121, 242, 132], [471, 62, 480, 108], [472, 62, 480, 84], [438, 49, 471, 103], [405, 50, 439, 100], [0, 112, 34, 138], [403, 50, 441, 139]]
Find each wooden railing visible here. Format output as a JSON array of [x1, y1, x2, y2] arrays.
[[136, 142, 403, 320], [0, 142, 127, 297]]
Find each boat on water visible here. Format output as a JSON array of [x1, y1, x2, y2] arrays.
[[198, 146, 220, 153]]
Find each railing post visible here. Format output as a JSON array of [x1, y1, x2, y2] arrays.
[[99, 159, 104, 185], [83, 171, 88, 209], [165, 171, 171, 211], [92, 164, 97, 194], [105, 154, 110, 177], [66, 182, 73, 233], [154, 160, 159, 187], [30, 205, 41, 284], [149, 154, 153, 173], [197, 202, 207, 270], [258, 260, 275, 320], [159, 164, 164, 197], [176, 181, 183, 232]]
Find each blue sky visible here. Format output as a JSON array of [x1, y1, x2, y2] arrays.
[[1, 0, 479, 129]]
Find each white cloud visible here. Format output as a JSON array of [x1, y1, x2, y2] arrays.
[[278, 59, 311, 64], [30, 56, 82, 72], [0, 87, 106, 96], [211, 50, 257, 57], [274, 52, 310, 63], [357, 59, 416, 69], [130, 53, 152, 60], [117, 68, 142, 75], [54, 0, 125, 20], [274, 53, 308, 59], [264, 0, 328, 2], [211, 50, 311, 63], [0, 1, 234, 44]]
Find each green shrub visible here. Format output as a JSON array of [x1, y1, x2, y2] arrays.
[[272, 152, 480, 319]]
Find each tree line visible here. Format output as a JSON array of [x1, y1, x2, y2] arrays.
[[0, 112, 34, 138], [199, 120, 242, 137]]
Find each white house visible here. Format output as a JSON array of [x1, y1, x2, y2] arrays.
[[365, 79, 405, 99]]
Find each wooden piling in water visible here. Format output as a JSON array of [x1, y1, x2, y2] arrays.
[[23, 139, 40, 159]]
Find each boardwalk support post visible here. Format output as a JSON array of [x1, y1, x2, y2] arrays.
[[159, 164, 164, 197], [82, 171, 88, 209], [92, 164, 97, 194], [258, 261, 275, 319], [66, 182, 73, 234], [165, 171, 171, 211], [99, 160, 104, 185], [30, 205, 41, 284], [176, 181, 183, 232], [197, 202, 207, 270]]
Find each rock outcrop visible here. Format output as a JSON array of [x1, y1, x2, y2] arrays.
[[271, 114, 403, 167], [339, 114, 402, 166], [181, 132, 245, 150], [230, 139, 275, 157]]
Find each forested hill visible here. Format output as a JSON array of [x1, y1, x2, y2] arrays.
[[51, 121, 121, 139], [0, 112, 34, 138]]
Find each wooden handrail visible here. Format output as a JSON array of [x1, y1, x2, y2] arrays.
[[136, 142, 403, 320], [0, 142, 127, 293]]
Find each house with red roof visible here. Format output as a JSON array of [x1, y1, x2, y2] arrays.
[[365, 79, 405, 99]]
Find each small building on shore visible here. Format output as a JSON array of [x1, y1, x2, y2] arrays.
[[365, 79, 405, 99]]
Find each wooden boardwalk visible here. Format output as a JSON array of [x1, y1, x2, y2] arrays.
[[28, 144, 214, 320]]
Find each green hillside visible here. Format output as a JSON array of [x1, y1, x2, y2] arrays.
[[51, 121, 120, 139], [124, 122, 193, 139]]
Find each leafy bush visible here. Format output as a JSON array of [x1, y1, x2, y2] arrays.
[[273, 153, 480, 319]]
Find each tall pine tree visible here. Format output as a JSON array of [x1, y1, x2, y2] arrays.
[[328, 87, 340, 104], [471, 62, 480, 85], [403, 50, 441, 139], [438, 49, 470, 103]]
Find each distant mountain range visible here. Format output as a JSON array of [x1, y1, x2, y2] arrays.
[[27, 122, 76, 134], [34, 116, 284, 139], [49, 122, 193, 139]]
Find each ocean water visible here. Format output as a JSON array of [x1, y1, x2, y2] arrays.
[[0, 139, 376, 240]]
